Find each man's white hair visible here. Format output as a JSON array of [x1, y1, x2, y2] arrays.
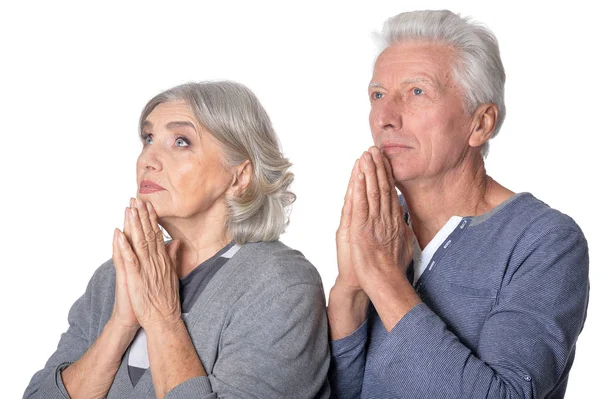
[[378, 10, 506, 157]]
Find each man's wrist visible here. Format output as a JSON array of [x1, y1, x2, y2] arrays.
[[328, 284, 370, 340], [367, 275, 421, 332]]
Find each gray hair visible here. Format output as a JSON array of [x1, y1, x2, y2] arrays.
[[378, 10, 506, 157], [139, 81, 295, 244]]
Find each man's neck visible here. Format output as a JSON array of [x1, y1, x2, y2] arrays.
[[399, 158, 513, 249]]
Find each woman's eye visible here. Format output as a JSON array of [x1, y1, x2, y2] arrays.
[[413, 88, 423, 96], [143, 135, 153, 145], [175, 137, 190, 147]]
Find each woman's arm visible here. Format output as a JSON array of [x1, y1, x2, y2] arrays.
[[22, 259, 133, 399], [24, 209, 141, 399], [60, 319, 137, 399]]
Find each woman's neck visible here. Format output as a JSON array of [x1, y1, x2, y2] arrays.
[[160, 208, 232, 278]]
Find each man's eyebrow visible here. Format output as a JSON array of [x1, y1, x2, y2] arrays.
[[369, 78, 433, 89]]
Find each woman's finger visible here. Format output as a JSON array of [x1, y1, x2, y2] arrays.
[[128, 206, 150, 262], [166, 239, 181, 272], [123, 203, 132, 242], [112, 228, 125, 276], [117, 229, 141, 275], [134, 198, 158, 255], [146, 201, 167, 254]]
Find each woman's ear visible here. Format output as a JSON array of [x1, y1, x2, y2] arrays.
[[230, 160, 253, 196], [469, 103, 498, 148]]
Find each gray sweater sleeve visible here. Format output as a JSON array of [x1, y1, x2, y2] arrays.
[[166, 280, 330, 399], [23, 264, 105, 399]]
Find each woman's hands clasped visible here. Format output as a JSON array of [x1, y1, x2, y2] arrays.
[[111, 198, 181, 331]]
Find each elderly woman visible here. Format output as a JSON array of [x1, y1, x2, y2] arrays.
[[24, 82, 330, 399]]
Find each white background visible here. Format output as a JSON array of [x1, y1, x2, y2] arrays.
[[1, 1, 597, 397]]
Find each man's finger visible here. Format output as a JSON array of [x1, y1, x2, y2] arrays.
[[352, 156, 369, 226], [360, 151, 381, 218], [370, 147, 393, 217], [381, 155, 401, 215]]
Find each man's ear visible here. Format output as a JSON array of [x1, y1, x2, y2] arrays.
[[230, 160, 253, 196], [469, 103, 498, 148]]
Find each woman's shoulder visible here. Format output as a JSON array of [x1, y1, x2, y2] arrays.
[[81, 258, 117, 295], [234, 240, 323, 288]]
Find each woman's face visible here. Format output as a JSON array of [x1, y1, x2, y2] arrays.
[[136, 101, 233, 223]]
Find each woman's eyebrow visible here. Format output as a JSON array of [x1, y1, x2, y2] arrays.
[[142, 120, 153, 130], [166, 121, 197, 132]]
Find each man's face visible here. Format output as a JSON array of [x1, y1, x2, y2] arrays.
[[369, 41, 475, 184]]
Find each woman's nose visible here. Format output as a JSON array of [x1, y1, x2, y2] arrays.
[[137, 146, 163, 172]]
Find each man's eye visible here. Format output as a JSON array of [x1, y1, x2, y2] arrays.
[[413, 88, 423, 96], [372, 92, 384, 100], [175, 137, 190, 147]]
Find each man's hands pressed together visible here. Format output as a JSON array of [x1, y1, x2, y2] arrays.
[[329, 147, 420, 339]]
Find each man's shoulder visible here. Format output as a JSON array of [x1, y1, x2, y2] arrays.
[[506, 193, 584, 236]]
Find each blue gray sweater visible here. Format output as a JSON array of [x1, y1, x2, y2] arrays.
[[329, 193, 589, 398]]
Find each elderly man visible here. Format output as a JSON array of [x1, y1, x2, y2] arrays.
[[327, 10, 589, 399]]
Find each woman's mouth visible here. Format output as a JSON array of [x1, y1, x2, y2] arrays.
[[139, 180, 165, 194]]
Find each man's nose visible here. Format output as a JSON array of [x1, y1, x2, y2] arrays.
[[373, 97, 403, 131]]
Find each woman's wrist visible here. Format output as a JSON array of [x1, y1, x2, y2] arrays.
[[106, 316, 140, 346], [62, 317, 139, 399], [142, 315, 186, 337]]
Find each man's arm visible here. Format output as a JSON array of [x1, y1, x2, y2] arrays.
[[366, 226, 588, 398]]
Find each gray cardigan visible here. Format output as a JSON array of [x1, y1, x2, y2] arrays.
[[24, 241, 331, 399]]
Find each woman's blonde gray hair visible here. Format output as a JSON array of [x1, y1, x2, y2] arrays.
[[378, 10, 506, 157], [139, 81, 295, 244]]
